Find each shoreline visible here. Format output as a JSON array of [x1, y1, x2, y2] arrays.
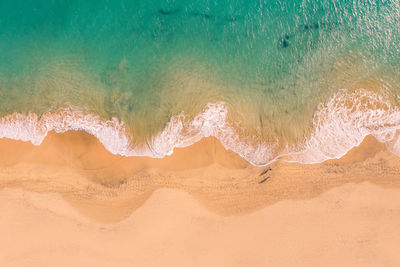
[[1, 130, 400, 265], [0, 130, 399, 222], [1, 88, 400, 167]]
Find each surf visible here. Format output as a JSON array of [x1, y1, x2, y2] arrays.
[[0, 88, 399, 167]]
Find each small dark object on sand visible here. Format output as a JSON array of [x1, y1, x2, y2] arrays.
[[158, 9, 180, 15], [259, 167, 272, 176], [258, 176, 271, 184]]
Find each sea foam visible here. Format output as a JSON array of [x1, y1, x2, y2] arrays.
[[1, 89, 400, 166], [290, 89, 400, 163]]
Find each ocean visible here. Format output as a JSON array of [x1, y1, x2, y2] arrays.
[[1, 0, 400, 165]]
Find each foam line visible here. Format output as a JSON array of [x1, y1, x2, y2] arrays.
[[1, 89, 400, 166]]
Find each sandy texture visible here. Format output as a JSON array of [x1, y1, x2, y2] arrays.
[[0, 131, 400, 266]]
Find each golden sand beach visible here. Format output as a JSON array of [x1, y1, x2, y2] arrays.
[[1, 131, 400, 266]]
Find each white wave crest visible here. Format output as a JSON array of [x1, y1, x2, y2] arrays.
[[1, 89, 400, 166], [147, 103, 277, 165], [0, 109, 132, 155], [0, 104, 276, 165], [290, 89, 400, 163]]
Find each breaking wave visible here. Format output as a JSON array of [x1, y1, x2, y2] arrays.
[[1, 89, 400, 166]]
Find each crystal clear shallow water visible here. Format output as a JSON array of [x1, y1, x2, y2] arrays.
[[1, 0, 400, 165]]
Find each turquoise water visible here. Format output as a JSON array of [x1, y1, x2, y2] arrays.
[[1, 0, 400, 164]]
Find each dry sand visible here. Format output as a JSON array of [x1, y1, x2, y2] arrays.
[[0, 131, 400, 266]]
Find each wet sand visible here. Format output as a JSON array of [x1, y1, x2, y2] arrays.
[[0, 131, 400, 265]]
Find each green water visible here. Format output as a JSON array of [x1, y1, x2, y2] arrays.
[[1, 0, 400, 164]]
